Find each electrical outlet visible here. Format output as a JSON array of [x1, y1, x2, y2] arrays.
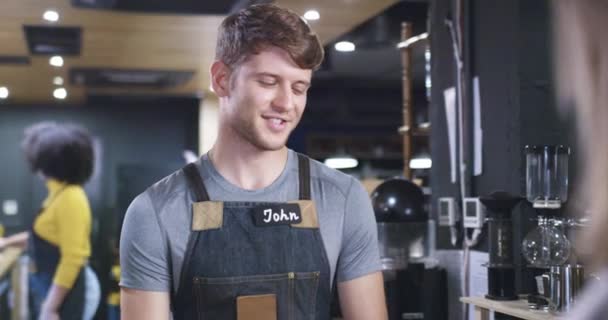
[[463, 197, 485, 229], [438, 197, 458, 226]]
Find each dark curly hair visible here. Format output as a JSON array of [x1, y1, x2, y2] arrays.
[[21, 122, 94, 185], [216, 3, 324, 70]]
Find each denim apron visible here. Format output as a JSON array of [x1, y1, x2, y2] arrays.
[[172, 154, 331, 320], [28, 188, 86, 320]]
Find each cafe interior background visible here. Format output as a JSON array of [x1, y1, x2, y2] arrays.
[[0, 0, 585, 319]]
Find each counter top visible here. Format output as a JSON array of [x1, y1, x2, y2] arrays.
[[461, 296, 564, 320]]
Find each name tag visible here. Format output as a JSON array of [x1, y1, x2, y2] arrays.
[[253, 204, 302, 226]]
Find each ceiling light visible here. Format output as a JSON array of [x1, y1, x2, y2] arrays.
[[43, 10, 59, 22], [409, 153, 432, 169], [0, 87, 9, 99], [53, 88, 67, 100], [334, 41, 355, 52], [49, 56, 64, 67], [53, 76, 64, 86], [303, 10, 320, 21], [324, 156, 358, 169]]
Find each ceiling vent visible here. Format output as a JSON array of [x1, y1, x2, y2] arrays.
[[0, 56, 31, 65], [71, 0, 269, 15], [24, 26, 82, 56], [70, 68, 195, 88], [86, 94, 200, 107]]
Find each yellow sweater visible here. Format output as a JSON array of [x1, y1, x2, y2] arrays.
[[33, 179, 92, 289]]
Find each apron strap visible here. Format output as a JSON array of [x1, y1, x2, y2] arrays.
[[184, 154, 311, 202], [183, 163, 210, 202], [173, 163, 208, 312], [297, 153, 311, 200]]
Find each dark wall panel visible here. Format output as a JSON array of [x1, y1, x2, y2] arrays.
[[429, 0, 577, 295]]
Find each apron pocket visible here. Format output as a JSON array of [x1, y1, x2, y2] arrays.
[[193, 271, 320, 320]]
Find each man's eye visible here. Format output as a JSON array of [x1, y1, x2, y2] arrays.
[[258, 77, 277, 86], [293, 86, 307, 95]]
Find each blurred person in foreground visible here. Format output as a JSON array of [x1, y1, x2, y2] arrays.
[[0, 122, 100, 320], [553, 1, 608, 319]]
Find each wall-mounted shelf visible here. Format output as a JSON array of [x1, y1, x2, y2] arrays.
[[399, 22, 431, 178]]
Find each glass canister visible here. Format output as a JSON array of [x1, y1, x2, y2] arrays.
[[522, 217, 571, 268], [525, 145, 570, 209]]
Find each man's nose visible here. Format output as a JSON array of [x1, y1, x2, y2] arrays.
[[272, 84, 294, 112]]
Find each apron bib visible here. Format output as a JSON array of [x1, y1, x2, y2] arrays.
[[172, 154, 331, 320]]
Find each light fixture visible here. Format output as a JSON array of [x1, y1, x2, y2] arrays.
[[53, 88, 67, 100], [418, 122, 431, 129], [334, 41, 355, 52], [303, 10, 320, 21], [49, 56, 64, 67], [53, 76, 64, 86], [43, 10, 59, 22], [324, 156, 358, 169], [0, 86, 9, 99], [409, 151, 432, 169]]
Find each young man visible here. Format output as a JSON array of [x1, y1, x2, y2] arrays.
[[119, 4, 387, 319]]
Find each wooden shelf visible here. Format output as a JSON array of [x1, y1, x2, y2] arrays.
[[460, 296, 565, 320], [412, 127, 430, 136], [398, 126, 430, 135]]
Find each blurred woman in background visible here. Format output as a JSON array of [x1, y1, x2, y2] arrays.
[[0, 122, 100, 320], [552, 1, 608, 319]]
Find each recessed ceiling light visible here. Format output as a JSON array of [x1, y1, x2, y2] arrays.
[[334, 41, 356, 52], [303, 10, 320, 21], [53, 76, 64, 86], [409, 158, 432, 169], [53, 88, 67, 100], [43, 10, 59, 22], [49, 56, 64, 67], [324, 156, 358, 169], [0, 87, 9, 99]]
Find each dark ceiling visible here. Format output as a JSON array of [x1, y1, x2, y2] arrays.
[[314, 1, 429, 89]]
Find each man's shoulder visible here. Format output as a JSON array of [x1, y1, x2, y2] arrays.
[[139, 164, 192, 212], [305, 156, 356, 198]]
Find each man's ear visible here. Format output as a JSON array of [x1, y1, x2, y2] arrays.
[[210, 60, 231, 97]]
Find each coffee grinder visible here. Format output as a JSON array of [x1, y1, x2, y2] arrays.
[[480, 191, 523, 300], [371, 178, 447, 320]]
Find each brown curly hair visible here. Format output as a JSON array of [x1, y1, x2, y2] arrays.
[[215, 3, 324, 70]]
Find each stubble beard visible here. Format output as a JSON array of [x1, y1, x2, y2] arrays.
[[233, 116, 290, 152]]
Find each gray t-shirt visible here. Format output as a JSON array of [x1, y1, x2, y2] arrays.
[[119, 149, 381, 293]]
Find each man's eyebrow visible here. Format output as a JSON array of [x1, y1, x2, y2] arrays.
[[253, 72, 278, 79]]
